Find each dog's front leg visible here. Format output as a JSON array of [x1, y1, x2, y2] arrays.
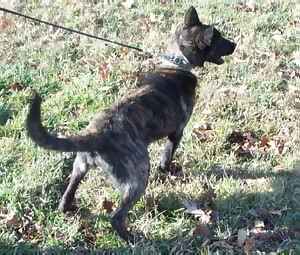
[[159, 131, 183, 172]]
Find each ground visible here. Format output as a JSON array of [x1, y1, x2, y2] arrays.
[[0, 0, 299, 254]]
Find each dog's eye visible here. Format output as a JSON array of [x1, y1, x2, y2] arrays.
[[196, 39, 208, 50]]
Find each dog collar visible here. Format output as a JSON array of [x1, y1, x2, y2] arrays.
[[159, 53, 193, 71]]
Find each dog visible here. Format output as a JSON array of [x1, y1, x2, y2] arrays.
[[26, 6, 236, 243]]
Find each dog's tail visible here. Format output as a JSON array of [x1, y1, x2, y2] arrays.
[[26, 92, 99, 152]]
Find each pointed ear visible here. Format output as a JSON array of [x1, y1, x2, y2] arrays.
[[184, 6, 201, 27], [202, 26, 214, 46]]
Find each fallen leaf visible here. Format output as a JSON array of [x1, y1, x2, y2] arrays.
[[102, 199, 114, 214], [244, 238, 255, 255], [269, 207, 287, 216], [254, 220, 265, 229], [0, 211, 20, 227], [120, 47, 129, 57], [182, 200, 204, 216], [193, 129, 215, 142], [270, 136, 287, 155], [0, 207, 8, 215], [138, 17, 151, 32], [34, 223, 43, 233], [246, 0, 257, 11], [9, 82, 24, 92], [234, 144, 255, 158], [58, 72, 71, 83], [99, 63, 110, 81], [0, 16, 15, 31], [192, 223, 210, 239], [251, 229, 287, 242], [243, 131, 256, 145], [226, 129, 291, 158], [281, 69, 300, 80], [234, 0, 257, 12], [122, 0, 136, 9], [259, 135, 270, 148], [19, 221, 43, 242], [80, 220, 96, 245], [194, 123, 212, 131], [238, 228, 248, 247], [272, 30, 283, 41], [182, 200, 212, 223]]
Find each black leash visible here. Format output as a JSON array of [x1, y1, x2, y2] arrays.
[[0, 7, 145, 53]]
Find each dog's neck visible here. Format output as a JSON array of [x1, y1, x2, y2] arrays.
[[158, 42, 193, 72]]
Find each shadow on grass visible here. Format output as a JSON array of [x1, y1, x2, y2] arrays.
[[190, 161, 292, 181], [200, 162, 300, 253], [3, 160, 300, 254], [0, 235, 211, 255], [23, 154, 75, 212], [0, 240, 189, 255]]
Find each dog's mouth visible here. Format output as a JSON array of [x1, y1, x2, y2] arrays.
[[206, 41, 236, 65], [214, 57, 224, 65], [209, 57, 224, 65]]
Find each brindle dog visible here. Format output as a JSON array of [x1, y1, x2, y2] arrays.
[[26, 6, 235, 243]]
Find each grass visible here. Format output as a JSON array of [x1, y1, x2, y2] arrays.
[[0, 0, 299, 254]]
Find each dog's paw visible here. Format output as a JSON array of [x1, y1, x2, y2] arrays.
[[159, 161, 183, 177], [158, 165, 167, 173], [158, 160, 171, 173]]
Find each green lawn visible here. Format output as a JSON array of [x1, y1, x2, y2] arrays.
[[0, 0, 299, 254]]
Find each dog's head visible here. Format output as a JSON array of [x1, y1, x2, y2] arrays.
[[175, 6, 236, 67]]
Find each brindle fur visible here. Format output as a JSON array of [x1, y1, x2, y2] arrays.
[[26, 7, 236, 243]]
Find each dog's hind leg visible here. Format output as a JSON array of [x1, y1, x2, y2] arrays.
[[110, 154, 150, 243], [159, 131, 183, 172], [58, 153, 90, 212]]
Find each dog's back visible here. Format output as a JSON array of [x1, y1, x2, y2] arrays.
[[27, 68, 197, 152], [105, 69, 197, 143]]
